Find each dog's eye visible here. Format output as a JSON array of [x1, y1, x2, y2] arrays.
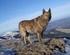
[[45, 14, 48, 16]]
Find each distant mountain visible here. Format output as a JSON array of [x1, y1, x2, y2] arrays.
[[44, 17, 70, 38], [47, 17, 70, 30]]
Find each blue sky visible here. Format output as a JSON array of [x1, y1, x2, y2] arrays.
[[0, 0, 70, 34]]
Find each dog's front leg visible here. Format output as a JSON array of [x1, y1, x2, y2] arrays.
[[37, 32, 42, 43], [27, 35, 32, 44], [21, 32, 27, 44]]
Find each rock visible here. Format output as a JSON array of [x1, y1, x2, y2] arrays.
[[17, 38, 66, 55], [17, 42, 53, 55], [0, 32, 66, 55]]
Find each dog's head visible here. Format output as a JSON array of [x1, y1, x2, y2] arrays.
[[42, 8, 51, 21]]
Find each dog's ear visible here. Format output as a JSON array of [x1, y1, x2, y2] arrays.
[[48, 8, 51, 14], [48, 8, 51, 21], [43, 8, 46, 14]]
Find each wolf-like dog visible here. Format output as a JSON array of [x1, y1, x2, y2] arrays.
[[19, 8, 51, 44]]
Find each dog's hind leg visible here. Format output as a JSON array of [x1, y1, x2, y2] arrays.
[[20, 31, 27, 44]]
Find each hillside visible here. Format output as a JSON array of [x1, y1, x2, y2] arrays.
[[47, 17, 70, 30]]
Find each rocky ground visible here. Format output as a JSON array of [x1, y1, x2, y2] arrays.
[[0, 31, 70, 55], [0, 37, 68, 55]]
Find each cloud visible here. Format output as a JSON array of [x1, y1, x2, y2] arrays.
[[0, 3, 70, 34]]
